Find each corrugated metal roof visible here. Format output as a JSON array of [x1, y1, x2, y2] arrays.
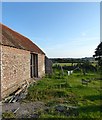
[[0, 23, 45, 54]]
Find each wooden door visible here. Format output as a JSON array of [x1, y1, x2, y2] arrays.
[[30, 53, 38, 78]]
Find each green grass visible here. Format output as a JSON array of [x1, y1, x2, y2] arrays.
[[2, 112, 16, 118], [26, 69, 101, 118]]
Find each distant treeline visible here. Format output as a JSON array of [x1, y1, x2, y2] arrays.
[[53, 62, 97, 73], [50, 57, 95, 63]]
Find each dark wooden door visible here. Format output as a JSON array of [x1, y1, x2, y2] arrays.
[[30, 53, 38, 78]]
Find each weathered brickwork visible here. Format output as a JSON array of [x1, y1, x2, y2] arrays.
[[0, 24, 47, 99], [0, 45, 1, 100], [38, 54, 45, 77], [1, 45, 30, 98]]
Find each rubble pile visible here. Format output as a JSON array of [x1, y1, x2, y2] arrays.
[[3, 79, 37, 103]]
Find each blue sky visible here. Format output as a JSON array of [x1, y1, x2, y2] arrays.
[[2, 2, 100, 58]]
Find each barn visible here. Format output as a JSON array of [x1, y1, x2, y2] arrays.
[[0, 23, 52, 99]]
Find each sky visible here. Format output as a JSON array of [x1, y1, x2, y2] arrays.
[[1, 2, 100, 58]]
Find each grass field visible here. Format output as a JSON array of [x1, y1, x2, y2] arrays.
[[26, 68, 102, 118]]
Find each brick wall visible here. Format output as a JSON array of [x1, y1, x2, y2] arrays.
[[1, 45, 30, 99], [38, 54, 45, 77], [0, 45, 1, 101]]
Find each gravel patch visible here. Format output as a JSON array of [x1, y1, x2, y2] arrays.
[[2, 101, 45, 118]]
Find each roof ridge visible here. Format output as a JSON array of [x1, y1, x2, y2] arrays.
[[1, 23, 45, 55]]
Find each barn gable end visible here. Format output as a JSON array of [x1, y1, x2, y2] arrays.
[[0, 24, 46, 99]]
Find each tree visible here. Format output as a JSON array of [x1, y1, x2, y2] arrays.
[[93, 42, 102, 74]]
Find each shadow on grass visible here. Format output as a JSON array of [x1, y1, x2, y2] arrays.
[[84, 95, 102, 101], [78, 105, 102, 113]]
